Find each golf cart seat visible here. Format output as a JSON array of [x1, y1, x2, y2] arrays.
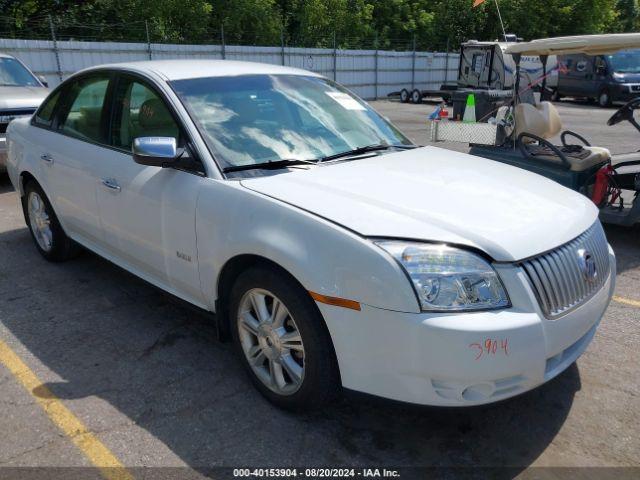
[[514, 101, 611, 172]]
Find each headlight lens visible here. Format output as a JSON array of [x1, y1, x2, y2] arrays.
[[376, 241, 510, 312]]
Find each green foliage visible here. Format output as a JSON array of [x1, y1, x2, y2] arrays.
[[0, 0, 635, 49]]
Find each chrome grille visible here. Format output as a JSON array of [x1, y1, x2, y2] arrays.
[[520, 222, 610, 318]]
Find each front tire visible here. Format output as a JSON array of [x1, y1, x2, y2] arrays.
[[598, 89, 612, 108], [229, 266, 340, 411], [22, 181, 79, 262]]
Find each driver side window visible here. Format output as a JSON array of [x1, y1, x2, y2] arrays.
[[111, 77, 180, 150]]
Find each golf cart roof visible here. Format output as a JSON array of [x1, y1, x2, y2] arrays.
[[504, 33, 640, 56]]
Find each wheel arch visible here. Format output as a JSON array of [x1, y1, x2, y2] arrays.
[[216, 254, 314, 339], [214, 252, 342, 382], [18, 170, 38, 197]]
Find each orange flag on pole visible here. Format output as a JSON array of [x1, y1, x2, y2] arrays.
[[473, 0, 486, 6]]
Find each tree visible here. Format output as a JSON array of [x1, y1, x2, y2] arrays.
[[0, 0, 629, 50], [613, 0, 639, 31]]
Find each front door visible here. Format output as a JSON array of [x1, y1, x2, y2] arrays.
[[94, 74, 206, 306]]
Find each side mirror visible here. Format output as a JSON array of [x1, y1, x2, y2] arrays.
[[37, 75, 48, 88], [132, 137, 180, 167]]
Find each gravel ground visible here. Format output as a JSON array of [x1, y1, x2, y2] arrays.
[[0, 99, 638, 479]]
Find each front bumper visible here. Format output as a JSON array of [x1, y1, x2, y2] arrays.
[[317, 247, 615, 406], [613, 84, 640, 103]]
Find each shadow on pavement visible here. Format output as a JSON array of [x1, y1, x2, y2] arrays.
[[0, 174, 15, 194], [0, 224, 582, 474], [605, 224, 640, 275]]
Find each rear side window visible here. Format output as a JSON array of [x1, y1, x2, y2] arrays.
[[33, 90, 61, 127], [58, 75, 110, 144]]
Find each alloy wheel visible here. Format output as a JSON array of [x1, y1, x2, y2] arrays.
[[28, 191, 53, 252], [237, 288, 305, 395]]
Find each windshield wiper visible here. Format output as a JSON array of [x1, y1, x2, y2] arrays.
[[319, 143, 418, 162], [222, 158, 317, 173]]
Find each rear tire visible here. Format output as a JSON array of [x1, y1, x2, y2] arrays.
[[22, 180, 80, 262], [229, 265, 340, 411]]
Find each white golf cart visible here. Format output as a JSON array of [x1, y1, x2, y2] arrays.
[[431, 33, 640, 227]]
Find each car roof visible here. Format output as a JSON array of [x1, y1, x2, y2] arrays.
[[79, 59, 323, 81], [0, 52, 16, 59]]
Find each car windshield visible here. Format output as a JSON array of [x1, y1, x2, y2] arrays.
[[171, 74, 411, 169], [0, 57, 40, 87], [607, 49, 640, 74]]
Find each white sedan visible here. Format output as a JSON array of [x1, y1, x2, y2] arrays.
[[6, 60, 615, 410]]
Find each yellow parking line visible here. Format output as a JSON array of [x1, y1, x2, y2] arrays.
[[0, 339, 133, 480], [613, 295, 640, 308]]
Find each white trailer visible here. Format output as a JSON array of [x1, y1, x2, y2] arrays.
[[390, 38, 558, 104]]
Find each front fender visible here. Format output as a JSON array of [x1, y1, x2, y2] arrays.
[[196, 179, 420, 313]]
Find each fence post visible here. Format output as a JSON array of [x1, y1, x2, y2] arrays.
[[145, 20, 152, 60], [280, 27, 285, 66], [332, 31, 337, 81], [220, 24, 226, 59], [411, 34, 416, 91], [444, 37, 450, 85], [374, 32, 379, 100], [48, 15, 62, 83]]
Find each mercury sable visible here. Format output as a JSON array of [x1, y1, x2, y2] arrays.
[[6, 60, 615, 410]]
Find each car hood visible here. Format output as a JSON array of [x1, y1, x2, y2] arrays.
[[240, 147, 599, 262], [615, 72, 640, 82], [0, 86, 48, 110]]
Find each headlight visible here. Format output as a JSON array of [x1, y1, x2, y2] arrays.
[[376, 241, 510, 312]]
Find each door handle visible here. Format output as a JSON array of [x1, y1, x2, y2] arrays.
[[40, 153, 54, 164], [101, 178, 121, 192]]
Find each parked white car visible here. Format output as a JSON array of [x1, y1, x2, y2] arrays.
[[6, 60, 615, 410]]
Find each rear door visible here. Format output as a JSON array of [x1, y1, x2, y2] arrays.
[[93, 72, 206, 305], [37, 72, 113, 246]]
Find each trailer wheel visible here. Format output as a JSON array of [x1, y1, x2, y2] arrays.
[[400, 89, 410, 103], [551, 89, 562, 102], [411, 89, 422, 104]]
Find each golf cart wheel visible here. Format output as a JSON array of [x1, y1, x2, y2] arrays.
[[598, 89, 612, 108], [410, 89, 422, 104], [400, 88, 410, 103], [230, 265, 340, 411]]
